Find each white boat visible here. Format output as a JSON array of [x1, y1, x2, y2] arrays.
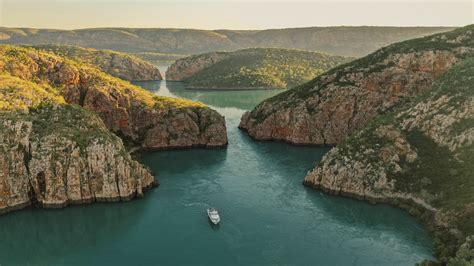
[[207, 208, 220, 225]]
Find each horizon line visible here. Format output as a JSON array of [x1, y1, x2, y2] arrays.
[[0, 24, 464, 32]]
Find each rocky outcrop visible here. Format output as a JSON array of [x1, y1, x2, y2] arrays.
[[140, 107, 229, 149], [32, 45, 162, 81], [0, 104, 156, 215], [62, 78, 228, 149], [304, 58, 474, 263], [239, 26, 473, 145], [96, 52, 162, 81], [0, 44, 227, 215], [0, 45, 228, 150], [166, 52, 228, 81]]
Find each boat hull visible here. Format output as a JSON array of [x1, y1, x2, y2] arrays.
[[207, 208, 221, 225]]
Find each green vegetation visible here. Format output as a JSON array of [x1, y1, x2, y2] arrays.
[[34, 104, 117, 150], [263, 24, 473, 107], [0, 45, 203, 110], [0, 74, 119, 152], [0, 43, 214, 158], [0, 60, 114, 153], [0, 75, 65, 110], [0, 102, 129, 158], [0, 44, 211, 153], [242, 25, 472, 263], [29, 44, 162, 81], [30, 44, 143, 64], [179, 48, 352, 89], [153, 95, 205, 108], [333, 58, 474, 263]]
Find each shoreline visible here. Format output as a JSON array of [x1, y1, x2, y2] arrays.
[[161, 81, 286, 91], [184, 86, 286, 91], [237, 125, 337, 148], [128, 142, 229, 156], [302, 180, 459, 263], [0, 181, 159, 217]]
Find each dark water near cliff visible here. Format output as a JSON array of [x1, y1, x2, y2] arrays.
[[0, 80, 434, 265]]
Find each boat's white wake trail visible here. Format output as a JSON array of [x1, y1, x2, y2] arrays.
[[183, 202, 209, 208]]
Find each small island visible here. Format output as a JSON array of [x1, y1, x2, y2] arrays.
[[166, 48, 353, 90]]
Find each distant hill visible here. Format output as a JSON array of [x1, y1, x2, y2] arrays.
[[166, 48, 353, 89], [31, 44, 162, 81], [0, 26, 454, 57]]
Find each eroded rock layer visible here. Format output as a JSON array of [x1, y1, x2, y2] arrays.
[[0, 75, 155, 214], [0, 45, 228, 150], [0, 107, 156, 214], [0, 44, 228, 215], [239, 26, 473, 145], [304, 58, 474, 263], [166, 51, 227, 81]]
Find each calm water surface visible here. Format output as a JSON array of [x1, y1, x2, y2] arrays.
[[0, 80, 434, 265]]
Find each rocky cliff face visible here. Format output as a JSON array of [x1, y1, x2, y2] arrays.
[[32, 45, 163, 81], [239, 26, 473, 145], [0, 75, 155, 215], [166, 52, 228, 81], [0, 45, 228, 149], [0, 45, 228, 215], [304, 58, 474, 263]]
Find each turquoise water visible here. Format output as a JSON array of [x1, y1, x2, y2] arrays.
[[0, 80, 434, 265]]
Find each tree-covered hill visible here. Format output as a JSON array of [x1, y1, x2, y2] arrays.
[[30, 44, 162, 81], [0, 26, 454, 57], [166, 48, 353, 89]]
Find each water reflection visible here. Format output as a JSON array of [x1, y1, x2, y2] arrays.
[[0, 200, 148, 265], [134, 80, 282, 110], [142, 146, 228, 176]]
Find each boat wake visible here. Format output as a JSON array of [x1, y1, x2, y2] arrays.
[[183, 202, 209, 208]]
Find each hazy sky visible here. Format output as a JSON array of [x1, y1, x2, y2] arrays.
[[0, 0, 472, 30]]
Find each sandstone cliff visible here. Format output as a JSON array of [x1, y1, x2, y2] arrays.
[[0, 75, 155, 214], [304, 58, 474, 263], [166, 48, 352, 89], [32, 44, 163, 81], [0, 45, 228, 215], [166, 52, 228, 81], [239, 26, 473, 145], [0, 45, 228, 150]]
